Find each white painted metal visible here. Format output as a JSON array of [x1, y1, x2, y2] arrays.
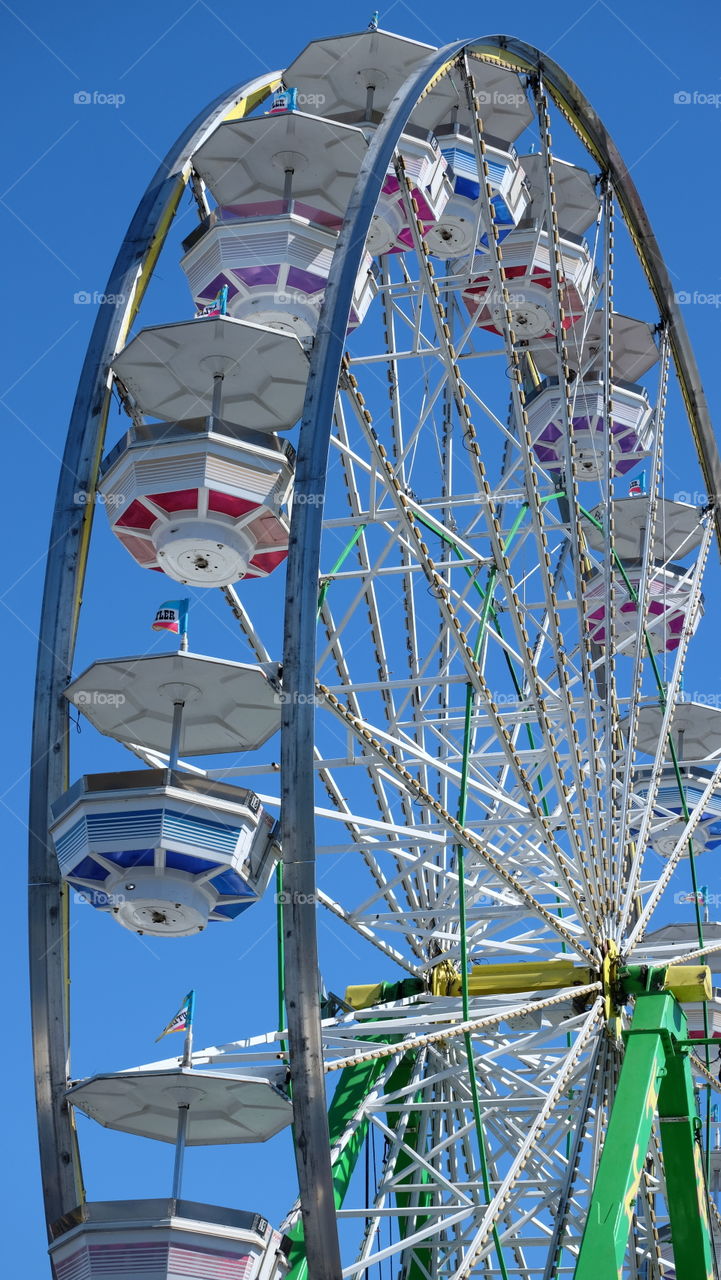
[[192, 112, 367, 219], [112, 316, 309, 430], [583, 497, 704, 562], [67, 1068, 292, 1144], [65, 651, 281, 754], [42, 27, 721, 1280], [532, 308, 659, 381]]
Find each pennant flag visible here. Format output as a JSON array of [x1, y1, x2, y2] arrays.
[[155, 991, 195, 1042], [268, 86, 297, 114], [628, 472, 646, 497], [195, 285, 228, 318], [152, 599, 189, 637]]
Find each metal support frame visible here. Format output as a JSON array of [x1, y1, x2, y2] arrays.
[[574, 976, 716, 1279], [27, 70, 279, 1234], [284, 1054, 393, 1280], [281, 34, 721, 1277], [29, 23, 721, 1279]]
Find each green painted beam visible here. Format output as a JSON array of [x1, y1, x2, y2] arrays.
[[385, 1053, 433, 1280], [574, 1001, 667, 1278], [284, 986, 422, 1280], [574, 992, 715, 1280], [284, 1053, 390, 1280], [656, 1007, 716, 1279]]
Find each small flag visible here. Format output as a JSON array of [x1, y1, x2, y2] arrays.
[[268, 86, 297, 114], [152, 599, 189, 637], [628, 472, 646, 497], [368, 10, 379, 30], [195, 285, 228, 318], [155, 991, 195, 1042]]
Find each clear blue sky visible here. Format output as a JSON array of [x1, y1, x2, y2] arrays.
[[3, 0, 721, 1273]]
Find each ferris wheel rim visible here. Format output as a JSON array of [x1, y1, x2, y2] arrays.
[[279, 34, 721, 1280], [27, 69, 282, 1236], [27, 27, 719, 1279]]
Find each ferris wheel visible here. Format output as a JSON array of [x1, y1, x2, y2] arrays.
[[29, 21, 721, 1280]]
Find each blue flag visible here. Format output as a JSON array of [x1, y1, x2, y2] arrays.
[[152, 599, 189, 638]]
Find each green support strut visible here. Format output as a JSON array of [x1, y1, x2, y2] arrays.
[[574, 988, 715, 1280]]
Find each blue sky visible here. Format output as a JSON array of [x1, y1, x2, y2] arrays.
[[4, 0, 721, 1273]]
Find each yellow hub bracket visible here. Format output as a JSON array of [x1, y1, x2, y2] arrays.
[[346, 957, 710, 1019], [346, 958, 596, 1011], [601, 940, 622, 1038], [440, 959, 594, 998]]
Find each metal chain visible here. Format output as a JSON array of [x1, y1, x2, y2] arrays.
[[325, 983, 601, 1072]]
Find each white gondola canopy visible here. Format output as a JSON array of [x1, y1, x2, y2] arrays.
[[192, 111, 368, 224], [68, 1067, 292, 1144], [111, 316, 309, 431], [65, 651, 281, 755], [532, 310, 659, 382], [519, 154, 600, 236], [583, 499, 704, 563], [623, 700, 721, 763]]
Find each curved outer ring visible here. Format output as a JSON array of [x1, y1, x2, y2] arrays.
[[280, 36, 720, 1280], [28, 27, 718, 1274], [28, 71, 280, 1236]]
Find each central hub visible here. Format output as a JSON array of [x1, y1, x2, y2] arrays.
[[601, 940, 621, 1025]]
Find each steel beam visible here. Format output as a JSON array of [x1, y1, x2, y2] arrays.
[[281, 32, 719, 1273], [28, 71, 279, 1236], [574, 991, 715, 1279]]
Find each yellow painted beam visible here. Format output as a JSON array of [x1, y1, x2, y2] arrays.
[[664, 966, 712, 1004], [460, 960, 593, 997], [347, 961, 594, 1008], [345, 983, 388, 1011]]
